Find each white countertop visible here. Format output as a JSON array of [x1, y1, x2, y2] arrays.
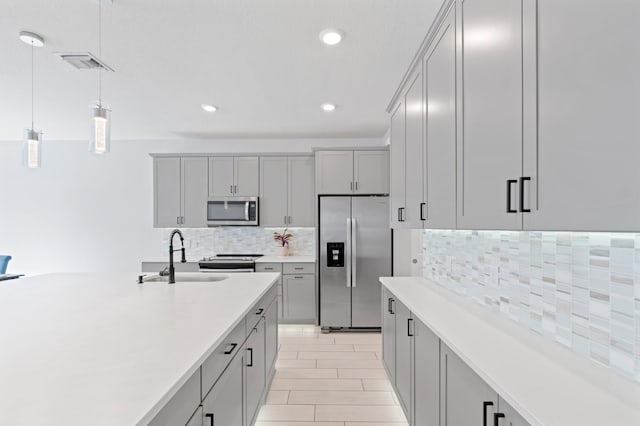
[[0, 272, 279, 426], [380, 277, 640, 426], [255, 255, 316, 263], [141, 255, 316, 264]]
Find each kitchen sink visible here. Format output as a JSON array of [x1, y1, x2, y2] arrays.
[[142, 273, 229, 283]]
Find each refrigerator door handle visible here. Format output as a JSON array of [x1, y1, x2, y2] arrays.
[[352, 217, 357, 288], [346, 217, 352, 288]]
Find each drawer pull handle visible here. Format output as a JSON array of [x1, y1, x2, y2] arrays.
[[294, 276, 304, 279], [494, 412, 505, 426], [247, 347, 253, 367], [483, 401, 494, 426], [223, 343, 238, 355], [256, 308, 264, 315], [205, 413, 214, 426], [294, 267, 304, 270]]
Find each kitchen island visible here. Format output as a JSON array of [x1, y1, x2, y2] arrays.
[[0, 272, 280, 425]]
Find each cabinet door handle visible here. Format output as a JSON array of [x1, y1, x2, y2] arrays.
[[255, 308, 264, 315], [355, 181, 359, 191], [234, 184, 238, 194], [494, 412, 505, 426], [388, 297, 393, 313], [350, 181, 353, 191], [288, 215, 292, 224], [519, 176, 531, 213], [390, 298, 395, 314], [223, 343, 238, 355], [205, 413, 214, 426], [407, 318, 414, 337], [420, 202, 426, 221], [506, 180, 518, 213], [247, 347, 254, 367], [397, 208, 401, 222], [483, 401, 495, 426]]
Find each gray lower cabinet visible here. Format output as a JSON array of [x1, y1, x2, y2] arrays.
[[382, 287, 528, 426], [186, 407, 203, 426], [202, 345, 245, 426], [413, 317, 440, 426], [149, 368, 201, 426], [381, 288, 396, 382], [283, 274, 315, 322], [394, 299, 412, 420], [245, 319, 266, 426], [440, 344, 498, 426], [264, 296, 278, 377], [498, 396, 529, 426]]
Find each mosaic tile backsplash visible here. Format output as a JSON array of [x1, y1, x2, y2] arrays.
[[160, 227, 316, 257], [422, 230, 640, 383]]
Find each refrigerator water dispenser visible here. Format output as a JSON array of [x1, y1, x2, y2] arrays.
[[326, 242, 344, 267]]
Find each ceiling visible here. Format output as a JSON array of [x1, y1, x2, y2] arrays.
[[0, 0, 441, 141]]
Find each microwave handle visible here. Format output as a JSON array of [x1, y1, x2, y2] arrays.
[[245, 202, 250, 220]]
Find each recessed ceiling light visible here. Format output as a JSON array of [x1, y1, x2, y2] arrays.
[[19, 31, 45, 47], [201, 104, 217, 113], [321, 103, 336, 112], [319, 29, 344, 45]]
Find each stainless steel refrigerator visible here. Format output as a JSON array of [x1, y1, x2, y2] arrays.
[[319, 196, 392, 329]]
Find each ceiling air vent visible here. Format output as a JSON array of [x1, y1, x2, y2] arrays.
[[55, 52, 114, 71]]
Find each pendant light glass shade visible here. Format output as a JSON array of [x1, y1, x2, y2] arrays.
[[90, 104, 111, 154], [23, 128, 42, 168]]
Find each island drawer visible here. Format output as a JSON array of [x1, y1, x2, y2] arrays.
[[283, 263, 315, 274], [246, 284, 278, 332], [149, 368, 201, 426], [256, 263, 282, 273], [201, 318, 246, 399]]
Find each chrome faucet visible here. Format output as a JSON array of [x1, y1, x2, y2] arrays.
[[168, 229, 186, 284]]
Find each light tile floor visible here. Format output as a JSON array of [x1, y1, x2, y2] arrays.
[[255, 325, 408, 426]]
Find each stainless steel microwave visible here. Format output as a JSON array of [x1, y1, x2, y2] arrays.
[[207, 197, 259, 226]]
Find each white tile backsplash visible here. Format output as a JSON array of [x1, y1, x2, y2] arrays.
[[161, 227, 316, 257], [422, 229, 640, 383]]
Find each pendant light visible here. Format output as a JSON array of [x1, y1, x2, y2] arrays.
[[20, 31, 44, 169], [90, 0, 111, 154]]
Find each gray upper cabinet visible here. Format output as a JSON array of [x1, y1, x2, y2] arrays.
[[315, 150, 354, 194], [209, 157, 235, 196], [154, 157, 182, 228], [288, 156, 315, 226], [260, 157, 289, 227], [234, 156, 259, 196], [154, 157, 207, 228], [441, 343, 497, 426], [456, 0, 524, 231], [424, 5, 457, 230], [260, 156, 315, 227], [390, 102, 407, 229], [522, 0, 640, 231], [181, 157, 208, 227], [209, 156, 259, 197], [316, 149, 389, 195], [403, 70, 425, 229], [354, 150, 390, 195]]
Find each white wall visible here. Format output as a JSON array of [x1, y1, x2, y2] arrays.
[[0, 137, 383, 275]]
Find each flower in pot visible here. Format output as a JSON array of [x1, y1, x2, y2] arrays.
[[273, 229, 293, 256]]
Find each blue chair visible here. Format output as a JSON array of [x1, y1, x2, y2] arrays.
[[0, 256, 12, 274]]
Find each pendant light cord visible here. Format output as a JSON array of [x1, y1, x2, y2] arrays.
[[31, 40, 34, 130], [98, 0, 102, 106]]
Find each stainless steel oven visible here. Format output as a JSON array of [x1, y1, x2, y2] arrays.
[[207, 197, 258, 226]]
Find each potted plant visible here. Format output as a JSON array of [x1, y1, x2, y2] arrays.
[[273, 229, 293, 256]]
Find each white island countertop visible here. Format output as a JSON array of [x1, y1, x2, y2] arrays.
[[256, 255, 316, 263], [380, 277, 640, 426], [0, 272, 279, 426]]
